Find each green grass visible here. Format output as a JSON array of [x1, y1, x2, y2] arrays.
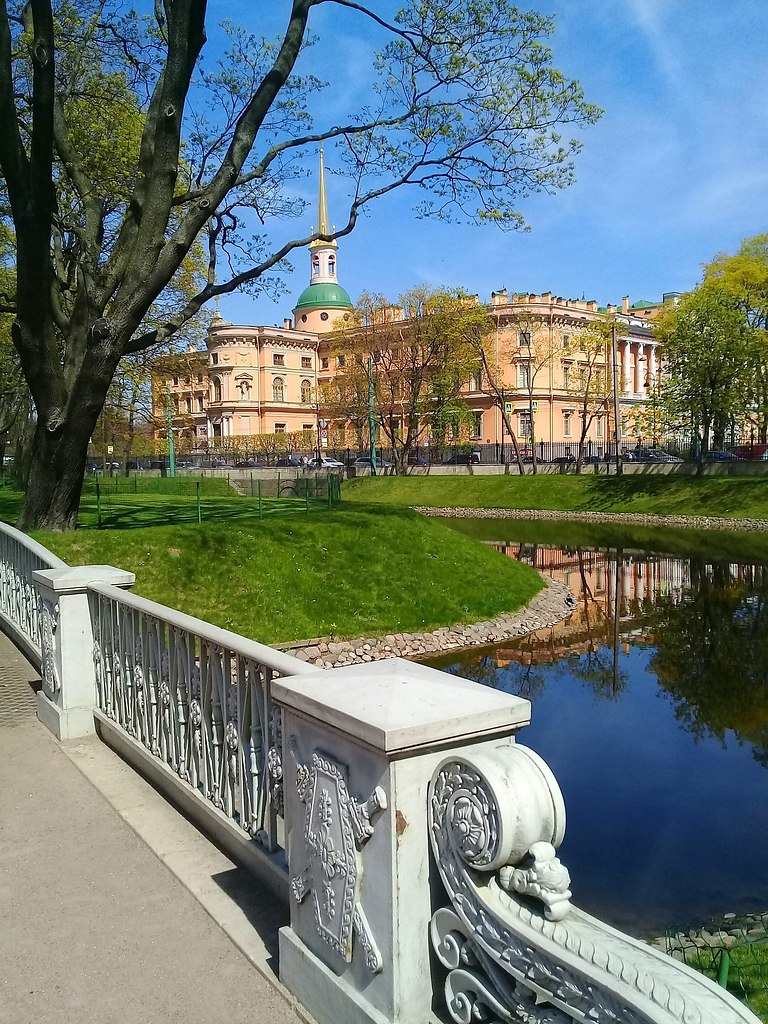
[[343, 474, 768, 519], [31, 507, 543, 644], [684, 939, 768, 1022]]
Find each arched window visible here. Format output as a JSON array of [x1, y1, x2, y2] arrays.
[[211, 377, 222, 403], [328, 255, 335, 277], [272, 377, 284, 402], [312, 256, 320, 278], [301, 379, 312, 404]]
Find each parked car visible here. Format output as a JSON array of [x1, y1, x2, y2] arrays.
[[275, 454, 308, 467], [353, 456, 393, 469], [235, 458, 261, 468], [633, 448, 683, 463], [444, 451, 481, 465], [407, 453, 428, 466], [704, 449, 746, 461], [550, 454, 576, 465], [307, 456, 344, 469], [734, 444, 768, 460]]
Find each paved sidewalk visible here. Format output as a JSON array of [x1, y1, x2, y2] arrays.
[[0, 629, 305, 1024]]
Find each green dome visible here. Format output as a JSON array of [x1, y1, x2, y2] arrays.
[[294, 282, 353, 311]]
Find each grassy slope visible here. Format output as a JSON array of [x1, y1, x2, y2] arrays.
[[29, 506, 543, 645], [343, 474, 768, 519]]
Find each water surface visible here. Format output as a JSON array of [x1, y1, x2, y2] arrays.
[[430, 520, 768, 937]]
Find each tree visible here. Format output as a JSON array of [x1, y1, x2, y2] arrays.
[[0, 0, 600, 529], [703, 234, 768, 440], [325, 288, 483, 474], [654, 285, 753, 465], [564, 314, 612, 471]]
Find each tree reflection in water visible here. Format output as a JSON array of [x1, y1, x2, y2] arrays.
[[433, 540, 768, 769], [650, 560, 768, 768]]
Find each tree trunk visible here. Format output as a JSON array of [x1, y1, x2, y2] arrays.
[[17, 413, 95, 530]]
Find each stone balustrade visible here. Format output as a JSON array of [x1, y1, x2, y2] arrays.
[[0, 534, 761, 1024]]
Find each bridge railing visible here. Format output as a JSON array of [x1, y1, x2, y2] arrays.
[[88, 580, 313, 892], [0, 528, 761, 1024], [0, 520, 68, 666]]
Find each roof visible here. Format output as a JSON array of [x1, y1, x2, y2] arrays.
[[293, 282, 353, 311], [630, 300, 657, 310]]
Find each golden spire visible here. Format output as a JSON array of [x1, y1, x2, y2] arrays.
[[310, 147, 337, 250]]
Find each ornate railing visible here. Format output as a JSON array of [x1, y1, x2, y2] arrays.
[[0, 520, 68, 665], [89, 581, 315, 857]]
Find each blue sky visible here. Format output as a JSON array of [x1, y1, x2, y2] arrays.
[[212, 0, 768, 327]]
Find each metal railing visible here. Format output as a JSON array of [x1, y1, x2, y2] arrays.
[[0, 520, 68, 665], [88, 581, 315, 858]]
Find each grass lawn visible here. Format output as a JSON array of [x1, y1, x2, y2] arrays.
[[0, 486, 543, 644], [343, 474, 768, 519]]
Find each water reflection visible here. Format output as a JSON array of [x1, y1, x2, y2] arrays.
[[429, 527, 768, 936]]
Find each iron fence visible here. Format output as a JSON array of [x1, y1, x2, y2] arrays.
[[665, 918, 768, 1020]]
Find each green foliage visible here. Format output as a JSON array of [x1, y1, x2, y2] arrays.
[[654, 285, 754, 452], [326, 288, 491, 470]]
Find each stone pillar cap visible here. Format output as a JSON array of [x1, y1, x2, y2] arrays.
[[273, 657, 531, 755], [32, 565, 136, 593]]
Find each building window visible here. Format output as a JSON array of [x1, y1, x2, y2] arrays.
[[562, 334, 571, 352], [274, 423, 286, 433], [471, 369, 483, 392], [173, 375, 179, 386], [272, 377, 284, 402], [563, 411, 572, 437], [301, 379, 312, 404], [518, 412, 532, 439], [328, 255, 335, 276], [273, 352, 285, 366], [184, 397, 191, 414], [312, 256, 320, 278], [211, 378, 222, 403], [518, 331, 531, 348], [196, 396, 204, 413], [471, 412, 482, 439], [320, 312, 329, 322], [302, 423, 313, 432], [562, 364, 571, 389], [197, 373, 203, 383], [301, 356, 312, 369], [517, 363, 530, 389], [211, 353, 218, 365], [320, 357, 329, 370], [184, 376, 190, 385], [336, 354, 346, 368], [596, 415, 604, 438]]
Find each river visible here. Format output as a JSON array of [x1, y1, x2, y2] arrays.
[[429, 518, 768, 938]]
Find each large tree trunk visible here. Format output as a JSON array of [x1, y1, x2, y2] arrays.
[[18, 414, 95, 530]]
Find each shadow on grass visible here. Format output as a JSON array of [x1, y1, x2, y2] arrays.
[[581, 473, 768, 512]]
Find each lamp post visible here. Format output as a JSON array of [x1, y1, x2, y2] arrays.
[[611, 322, 622, 475], [166, 382, 176, 478], [367, 355, 377, 476]]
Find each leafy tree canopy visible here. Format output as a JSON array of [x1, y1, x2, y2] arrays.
[[0, 0, 600, 527]]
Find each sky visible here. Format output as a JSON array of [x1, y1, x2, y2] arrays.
[[208, 0, 768, 328]]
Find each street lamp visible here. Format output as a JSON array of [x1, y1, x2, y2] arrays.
[[610, 322, 623, 475], [367, 355, 377, 475]]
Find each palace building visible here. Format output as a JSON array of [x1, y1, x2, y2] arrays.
[[155, 153, 671, 454]]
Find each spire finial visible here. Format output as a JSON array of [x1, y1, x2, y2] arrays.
[[317, 147, 329, 237], [310, 147, 337, 251]]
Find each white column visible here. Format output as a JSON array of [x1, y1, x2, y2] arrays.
[[33, 565, 135, 739], [637, 345, 647, 398], [621, 340, 631, 395]]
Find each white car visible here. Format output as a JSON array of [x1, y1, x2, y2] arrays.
[[308, 456, 344, 469]]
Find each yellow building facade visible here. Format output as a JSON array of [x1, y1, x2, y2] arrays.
[[157, 156, 669, 454]]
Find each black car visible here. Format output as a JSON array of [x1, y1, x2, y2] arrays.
[[444, 452, 481, 465]]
